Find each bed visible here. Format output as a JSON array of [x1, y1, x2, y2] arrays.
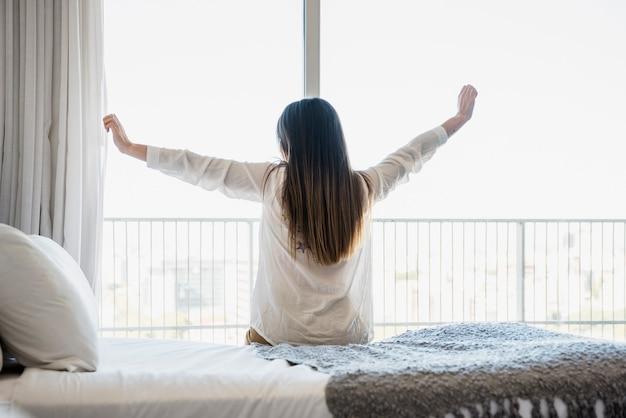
[[0, 338, 331, 418], [3, 323, 626, 418]]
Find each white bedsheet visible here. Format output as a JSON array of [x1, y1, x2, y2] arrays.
[[0, 375, 18, 417], [0, 338, 331, 418]]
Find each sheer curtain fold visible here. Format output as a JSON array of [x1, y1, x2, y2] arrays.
[[0, 0, 106, 289]]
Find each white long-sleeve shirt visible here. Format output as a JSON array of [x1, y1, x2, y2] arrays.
[[146, 126, 448, 345]]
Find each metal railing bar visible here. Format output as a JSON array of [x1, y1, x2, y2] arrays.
[[138, 221, 141, 333], [496, 222, 499, 320], [211, 221, 215, 342], [416, 222, 420, 324], [451, 222, 455, 321], [223, 224, 227, 341], [461, 222, 465, 321], [149, 221, 153, 332], [543, 222, 548, 320], [472, 223, 478, 321], [199, 221, 203, 336], [99, 319, 626, 334], [112, 221, 116, 330], [601, 223, 604, 325], [556, 222, 560, 323], [405, 222, 408, 327], [579, 222, 582, 323], [187, 221, 191, 340], [248, 223, 254, 328], [104, 217, 626, 223], [100, 324, 251, 332], [101, 218, 626, 342], [564, 223, 569, 332], [612, 222, 615, 338], [125, 221, 129, 336], [504, 224, 510, 321], [484, 222, 487, 321], [533, 222, 536, 322], [428, 223, 432, 322], [523, 320, 626, 325], [368, 218, 626, 223], [393, 223, 397, 334], [382, 222, 386, 328], [376, 320, 626, 327], [104, 217, 259, 222], [162, 222, 165, 338], [589, 222, 593, 326], [175, 221, 178, 333], [439, 222, 442, 322], [236, 222, 239, 344]]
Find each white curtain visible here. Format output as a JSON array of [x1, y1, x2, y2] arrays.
[[0, 0, 106, 290]]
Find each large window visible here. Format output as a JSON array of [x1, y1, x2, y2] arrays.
[[321, 0, 626, 218], [104, 0, 302, 218], [101, 1, 626, 342], [105, 1, 626, 219]]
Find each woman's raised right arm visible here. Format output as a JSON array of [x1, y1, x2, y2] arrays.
[[363, 85, 477, 202]]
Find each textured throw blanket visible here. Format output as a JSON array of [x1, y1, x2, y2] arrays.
[[255, 323, 626, 418]]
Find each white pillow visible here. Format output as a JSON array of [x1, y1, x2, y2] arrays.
[[0, 224, 98, 371]]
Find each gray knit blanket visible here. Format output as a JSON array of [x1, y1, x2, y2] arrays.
[[255, 323, 626, 418]]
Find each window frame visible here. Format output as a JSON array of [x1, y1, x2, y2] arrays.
[[303, 0, 320, 97]]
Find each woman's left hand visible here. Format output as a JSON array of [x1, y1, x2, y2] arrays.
[[103, 114, 133, 154]]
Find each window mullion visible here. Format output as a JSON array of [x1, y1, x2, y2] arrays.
[[303, 0, 320, 97]]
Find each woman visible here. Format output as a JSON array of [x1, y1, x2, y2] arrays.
[[103, 85, 477, 346]]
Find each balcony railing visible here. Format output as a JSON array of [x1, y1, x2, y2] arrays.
[[99, 218, 626, 343]]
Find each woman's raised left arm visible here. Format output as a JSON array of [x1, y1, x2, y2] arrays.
[[103, 114, 147, 161], [102, 114, 273, 202]]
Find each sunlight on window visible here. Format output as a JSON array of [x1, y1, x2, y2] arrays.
[[103, 0, 302, 218], [322, 0, 626, 218]]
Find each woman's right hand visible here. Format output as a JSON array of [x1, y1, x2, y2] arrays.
[[457, 84, 478, 122], [441, 84, 477, 138], [103, 114, 133, 154]]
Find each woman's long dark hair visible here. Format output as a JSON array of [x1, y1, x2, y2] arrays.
[[265, 98, 372, 265]]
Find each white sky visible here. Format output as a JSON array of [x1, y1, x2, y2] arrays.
[[103, 0, 626, 219]]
